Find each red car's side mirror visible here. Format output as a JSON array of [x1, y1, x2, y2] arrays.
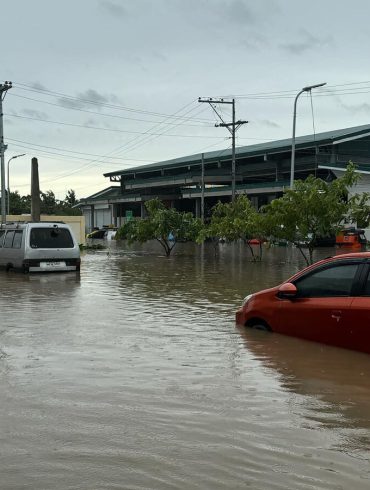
[[278, 282, 298, 299]]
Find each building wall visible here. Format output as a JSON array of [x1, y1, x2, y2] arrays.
[[80, 205, 115, 233], [6, 214, 86, 245]]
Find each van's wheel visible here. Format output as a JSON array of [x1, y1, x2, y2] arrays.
[[5, 263, 12, 272]]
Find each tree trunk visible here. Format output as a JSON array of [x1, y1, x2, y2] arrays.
[[156, 238, 175, 257], [245, 240, 256, 261], [296, 244, 310, 266]]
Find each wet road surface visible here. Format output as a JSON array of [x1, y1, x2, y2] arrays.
[[0, 242, 369, 489]]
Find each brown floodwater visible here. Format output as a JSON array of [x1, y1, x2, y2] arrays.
[[0, 241, 369, 489]]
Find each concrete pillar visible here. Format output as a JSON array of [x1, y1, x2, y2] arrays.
[[141, 202, 146, 218], [195, 197, 201, 218], [110, 204, 115, 226], [90, 204, 95, 231], [275, 161, 283, 182], [112, 204, 118, 227], [330, 146, 337, 164], [31, 157, 40, 222]]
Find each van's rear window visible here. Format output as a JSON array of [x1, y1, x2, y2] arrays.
[[30, 228, 74, 248]]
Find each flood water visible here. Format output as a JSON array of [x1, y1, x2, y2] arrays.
[[1, 242, 370, 489]]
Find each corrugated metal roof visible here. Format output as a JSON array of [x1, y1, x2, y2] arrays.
[[104, 124, 370, 178], [78, 186, 121, 203]]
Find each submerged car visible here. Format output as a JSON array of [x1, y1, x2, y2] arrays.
[[236, 252, 370, 354], [0, 221, 80, 273], [86, 227, 117, 240]]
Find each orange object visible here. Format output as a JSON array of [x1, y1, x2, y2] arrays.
[[336, 228, 366, 247]]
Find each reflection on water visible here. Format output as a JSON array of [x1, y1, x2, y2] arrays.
[[0, 242, 369, 489], [237, 327, 370, 452]]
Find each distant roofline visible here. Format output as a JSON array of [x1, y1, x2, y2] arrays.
[[104, 124, 370, 178]]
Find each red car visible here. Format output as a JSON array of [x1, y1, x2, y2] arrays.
[[236, 252, 370, 354]]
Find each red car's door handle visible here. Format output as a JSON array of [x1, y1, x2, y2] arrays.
[[331, 310, 342, 322]]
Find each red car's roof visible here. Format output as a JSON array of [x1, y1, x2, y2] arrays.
[[332, 251, 370, 259]]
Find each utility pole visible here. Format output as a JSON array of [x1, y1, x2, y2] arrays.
[[198, 97, 247, 201], [0, 81, 12, 224], [31, 157, 41, 222]]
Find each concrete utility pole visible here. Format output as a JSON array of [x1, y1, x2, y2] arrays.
[[31, 157, 41, 222], [198, 97, 248, 201], [0, 81, 12, 224]]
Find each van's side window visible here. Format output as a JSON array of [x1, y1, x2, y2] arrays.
[[4, 231, 15, 248], [0, 230, 5, 247], [12, 230, 23, 249]]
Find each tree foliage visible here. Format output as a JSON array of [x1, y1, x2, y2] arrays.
[[8, 189, 81, 216], [198, 195, 266, 260], [348, 192, 370, 228], [262, 162, 360, 265], [116, 198, 202, 256]]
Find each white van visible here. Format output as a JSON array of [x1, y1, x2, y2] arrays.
[[0, 221, 81, 273]]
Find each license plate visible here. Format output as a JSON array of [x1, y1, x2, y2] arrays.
[[41, 261, 66, 268]]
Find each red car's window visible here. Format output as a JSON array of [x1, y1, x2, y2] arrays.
[[294, 263, 359, 298], [362, 268, 370, 296]]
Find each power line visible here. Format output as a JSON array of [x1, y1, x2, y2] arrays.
[[213, 80, 370, 99], [6, 137, 155, 162], [11, 85, 212, 124], [5, 112, 224, 139], [108, 104, 210, 158], [8, 101, 209, 187]]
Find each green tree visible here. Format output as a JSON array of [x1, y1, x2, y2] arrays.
[[263, 162, 359, 265], [41, 190, 58, 214], [9, 191, 31, 215], [64, 189, 78, 207], [60, 188, 81, 216], [348, 192, 370, 228], [116, 198, 202, 256], [8, 189, 81, 216], [199, 195, 266, 260]]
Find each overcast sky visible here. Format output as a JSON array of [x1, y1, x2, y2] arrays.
[[2, 0, 370, 199]]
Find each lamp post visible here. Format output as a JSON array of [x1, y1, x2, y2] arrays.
[[7, 153, 25, 216], [290, 82, 326, 189], [0, 81, 12, 224]]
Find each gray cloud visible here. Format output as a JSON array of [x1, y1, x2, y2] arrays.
[[280, 29, 332, 54], [84, 118, 98, 126], [57, 89, 111, 110], [151, 51, 168, 63], [225, 0, 255, 25], [57, 97, 86, 110], [239, 33, 268, 51], [22, 108, 49, 120], [30, 81, 48, 91], [83, 117, 114, 130], [258, 119, 280, 128], [99, 0, 127, 18], [78, 89, 109, 105], [341, 102, 370, 114]]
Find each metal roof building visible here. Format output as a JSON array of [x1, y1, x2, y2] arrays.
[[79, 124, 370, 231]]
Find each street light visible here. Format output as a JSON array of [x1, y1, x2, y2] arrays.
[[7, 153, 25, 216], [290, 82, 326, 189]]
